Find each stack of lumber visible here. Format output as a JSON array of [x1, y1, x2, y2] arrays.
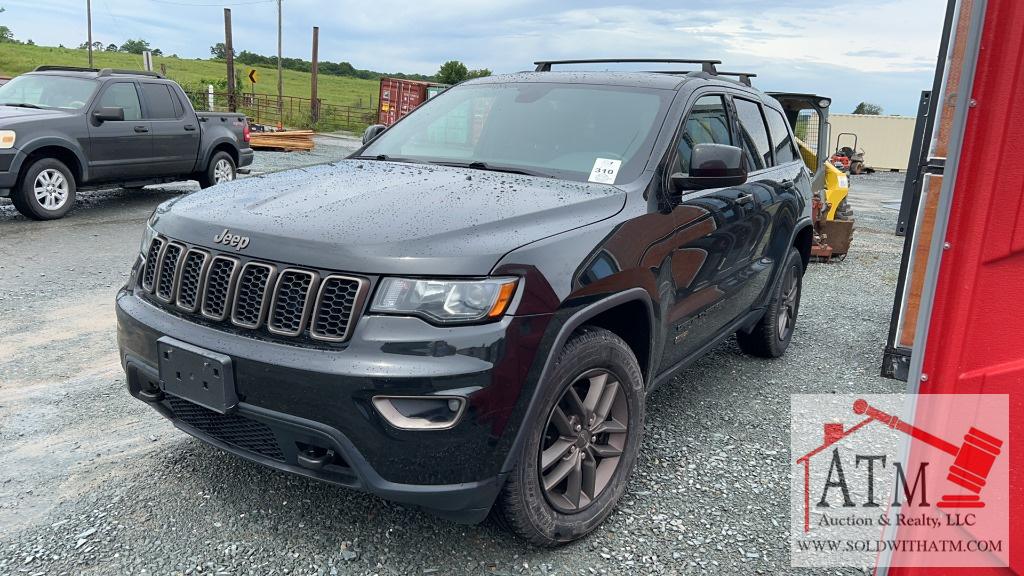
[[249, 130, 316, 152]]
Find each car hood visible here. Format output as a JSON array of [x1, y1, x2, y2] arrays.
[[152, 160, 626, 276], [0, 105, 73, 125]]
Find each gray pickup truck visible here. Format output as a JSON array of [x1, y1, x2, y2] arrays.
[[0, 66, 254, 220]]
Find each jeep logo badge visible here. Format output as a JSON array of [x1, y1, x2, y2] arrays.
[[214, 228, 250, 251]]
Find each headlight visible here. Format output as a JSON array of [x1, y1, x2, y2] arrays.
[[371, 277, 518, 324], [0, 130, 15, 149], [139, 223, 158, 255]]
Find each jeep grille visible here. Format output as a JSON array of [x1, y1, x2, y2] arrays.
[[140, 235, 368, 344]]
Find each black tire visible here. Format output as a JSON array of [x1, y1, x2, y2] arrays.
[[10, 157, 77, 220], [198, 151, 236, 189], [736, 247, 803, 358], [493, 326, 645, 547], [835, 198, 854, 220]]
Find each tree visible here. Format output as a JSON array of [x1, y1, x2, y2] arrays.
[[210, 42, 234, 60], [105, 43, 118, 52], [853, 102, 883, 115], [78, 41, 103, 50], [466, 68, 491, 79], [436, 60, 469, 85], [120, 38, 152, 54], [0, 26, 13, 43]]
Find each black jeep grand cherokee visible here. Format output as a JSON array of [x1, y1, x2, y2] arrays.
[[117, 59, 827, 546]]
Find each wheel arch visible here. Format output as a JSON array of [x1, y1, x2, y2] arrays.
[[499, 288, 655, 476], [16, 142, 87, 185], [200, 138, 240, 171]]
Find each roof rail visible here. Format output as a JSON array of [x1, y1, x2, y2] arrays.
[[98, 68, 164, 78], [715, 71, 757, 87], [33, 65, 100, 73], [534, 58, 720, 74]]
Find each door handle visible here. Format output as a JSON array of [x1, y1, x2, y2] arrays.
[[736, 193, 754, 205], [134, 125, 150, 133], [184, 124, 196, 131]]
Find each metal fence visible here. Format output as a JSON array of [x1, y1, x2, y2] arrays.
[[185, 89, 376, 134]]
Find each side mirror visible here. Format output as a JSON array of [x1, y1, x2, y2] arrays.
[[93, 106, 125, 123], [362, 124, 386, 144], [672, 143, 748, 191]]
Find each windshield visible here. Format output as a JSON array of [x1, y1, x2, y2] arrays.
[[0, 75, 98, 110], [361, 82, 672, 184]]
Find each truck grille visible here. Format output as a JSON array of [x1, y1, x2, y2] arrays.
[[140, 235, 368, 343]]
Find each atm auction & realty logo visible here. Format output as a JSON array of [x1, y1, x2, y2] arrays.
[[789, 394, 1008, 569]]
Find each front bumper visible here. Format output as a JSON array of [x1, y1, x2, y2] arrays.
[[116, 284, 551, 522], [0, 148, 22, 194]]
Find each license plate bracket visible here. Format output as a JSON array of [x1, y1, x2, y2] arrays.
[[157, 336, 238, 414]]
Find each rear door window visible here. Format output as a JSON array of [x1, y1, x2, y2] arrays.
[[676, 94, 731, 173], [97, 82, 142, 121], [765, 106, 798, 164], [142, 83, 178, 119], [733, 98, 771, 171]]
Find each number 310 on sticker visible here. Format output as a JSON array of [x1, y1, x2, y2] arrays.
[[589, 158, 622, 184]]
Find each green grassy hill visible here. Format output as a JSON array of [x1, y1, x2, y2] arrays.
[[0, 43, 380, 128]]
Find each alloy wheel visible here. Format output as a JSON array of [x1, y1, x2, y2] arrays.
[[777, 263, 799, 340], [539, 368, 628, 513], [213, 159, 234, 183], [33, 169, 69, 211]]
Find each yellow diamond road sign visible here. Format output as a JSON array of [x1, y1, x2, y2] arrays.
[[248, 69, 258, 84]]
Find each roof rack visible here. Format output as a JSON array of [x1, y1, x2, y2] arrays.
[[33, 65, 99, 73], [534, 58, 720, 74], [98, 68, 164, 78], [31, 65, 164, 79], [715, 71, 757, 87]]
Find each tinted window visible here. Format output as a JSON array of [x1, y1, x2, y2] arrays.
[[733, 98, 771, 171], [142, 83, 177, 119], [676, 95, 731, 172], [766, 107, 798, 164], [98, 82, 142, 120]]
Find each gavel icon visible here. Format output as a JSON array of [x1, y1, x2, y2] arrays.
[[853, 399, 1003, 508]]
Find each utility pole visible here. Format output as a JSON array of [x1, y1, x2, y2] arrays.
[[277, 0, 283, 123], [310, 26, 319, 124], [86, 0, 94, 68], [224, 8, 236, 112]]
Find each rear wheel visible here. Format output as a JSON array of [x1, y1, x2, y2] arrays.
[[198, 151, 236, 188], [736, 247, 803, 358], [494, 327, 644, 547], [11, 158, 77, 220]]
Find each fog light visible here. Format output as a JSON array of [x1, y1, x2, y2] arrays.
[[372, 396, 466, 431]]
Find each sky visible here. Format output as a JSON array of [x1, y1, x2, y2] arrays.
[[1, 0, 946, 115]]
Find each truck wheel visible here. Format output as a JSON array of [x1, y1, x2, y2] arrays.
[[836, 198, 854, 220], [493, 327, 644, 547], [736, 247, 803, 358], [11, 158, 77, 220], [198, 152, 236, 188]]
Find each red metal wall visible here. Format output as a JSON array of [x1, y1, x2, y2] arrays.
[[890, 0, 1024, 573], [377, 78, 429, 126]]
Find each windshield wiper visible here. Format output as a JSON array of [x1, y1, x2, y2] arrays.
[[350, 154, 425, 164], [0, 102, 42, 109], [431, 161, 546, 177]]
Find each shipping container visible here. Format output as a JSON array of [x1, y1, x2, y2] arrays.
[[378, 78, 430, 126], [377, 78, 449, 126]]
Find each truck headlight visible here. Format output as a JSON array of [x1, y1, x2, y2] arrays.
[[370, 277, 518, 324], [0, 131, 15, 149]]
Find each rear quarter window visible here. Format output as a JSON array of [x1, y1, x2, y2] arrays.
[[142, 83, 178, 119]]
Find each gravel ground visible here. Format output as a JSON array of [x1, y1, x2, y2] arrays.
[[0, 164, 907, 575]]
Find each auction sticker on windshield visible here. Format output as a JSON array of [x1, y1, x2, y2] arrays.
[[588, 158, 622, 184]]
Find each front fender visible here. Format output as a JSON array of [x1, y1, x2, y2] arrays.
[[14, 135, 91, 181]]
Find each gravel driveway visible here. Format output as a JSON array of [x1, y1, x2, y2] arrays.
[[0, 159, 907, 575]]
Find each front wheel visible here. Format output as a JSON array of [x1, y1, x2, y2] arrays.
[[736, 247, 804, 358], [11, 158, 77, 220], [493, 327, 644, 547], [198, 151, 236, 189]]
